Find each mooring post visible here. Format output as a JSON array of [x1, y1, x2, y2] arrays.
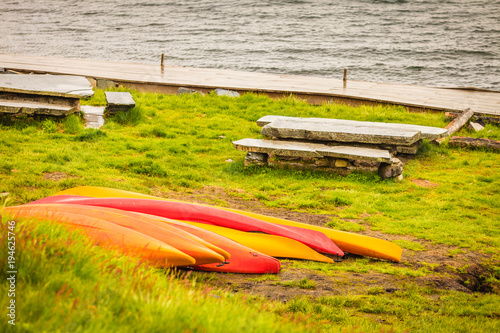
[[343, 68, 347, 88]]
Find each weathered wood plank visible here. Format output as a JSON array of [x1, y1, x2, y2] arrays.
[[257, 115, 447, 140], [233, 138, 393, 162], [448, 136, 500, 151], [261, 119, 421, 146], [0, 74, 94, 98]]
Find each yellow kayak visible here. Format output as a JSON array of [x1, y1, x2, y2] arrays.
[[174, 220, 334, 263], [56, 186, 402, 262]]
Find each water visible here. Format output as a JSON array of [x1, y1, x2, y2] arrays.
[[1, 0, 499, 90]]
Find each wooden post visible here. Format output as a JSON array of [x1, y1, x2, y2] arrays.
[[434, 107, 474, 144], [343, 68, 347, 88], [161, 53, 165, 74]]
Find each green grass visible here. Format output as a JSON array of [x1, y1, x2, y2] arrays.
[[0, 88, 499, 332], [0, 215, 313, 333]]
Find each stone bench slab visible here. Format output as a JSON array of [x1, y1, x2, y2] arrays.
[[257, 115, 447, 140], [261, 119, 421, 146], [105, 91, 135, 113], [0, 99, 74, 116], [233, 138, 393, 163], [0, 74, 94, 99]]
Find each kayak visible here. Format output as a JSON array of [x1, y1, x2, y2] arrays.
[[135, 213, 282, 273], [20, 203, 231, 265], [32, 195, 344, 257], [4, 205, 196, 267], [55, 186, 401, 261], [178, 220, 334, 263]]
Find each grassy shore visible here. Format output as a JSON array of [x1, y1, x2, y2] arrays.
[[0, 89, 499, 332]]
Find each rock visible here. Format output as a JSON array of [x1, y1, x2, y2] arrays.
[[244, 152, 268, 166], [225, 159, 234, 163], [177, 87, 204, 95], [378, 159, 404, 179], [214, 88, 240, 97], [334, 159, 348, 168], [96, 78, 119, 90], [468, 121, 485, 132]]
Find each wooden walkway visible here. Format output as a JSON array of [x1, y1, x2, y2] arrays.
[[1, 53, 498, 116]]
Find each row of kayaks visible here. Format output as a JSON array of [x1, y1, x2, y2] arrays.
[[4, 186, 402, 273]]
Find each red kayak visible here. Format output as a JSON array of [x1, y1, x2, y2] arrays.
[[154, 216, 281, 274], [30, 195, 344, 256]]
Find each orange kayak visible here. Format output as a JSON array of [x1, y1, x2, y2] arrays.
[[4, 205, 196, 267], [138, 214, 281, 274], [14, 203, 230, 266], [55, 186, 402, 262]]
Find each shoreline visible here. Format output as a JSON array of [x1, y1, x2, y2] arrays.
[[1, 53, 499, 116]]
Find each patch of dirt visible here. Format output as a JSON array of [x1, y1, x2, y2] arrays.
[[411, 178, 439, 188], [43, 172, 75, 181], [158, 185, 497, 299]]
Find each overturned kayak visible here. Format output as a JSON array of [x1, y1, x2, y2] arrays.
[[32, 195, 344, 257], [55, 186, 401, 261], [135, 213, 281, 274], [178, 220, 334, 263], [4, 205, 196, 267], [20, 203, 230, 266]]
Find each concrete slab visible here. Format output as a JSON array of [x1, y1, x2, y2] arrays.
[[0, 99, 74, 116], [0, 74, 94, 98], [233, 138, 393, 162], [261, 119, 421, 146], [81, 105, 105, 129], [257, 115, 447, 140], [105, 91, 135, 113]]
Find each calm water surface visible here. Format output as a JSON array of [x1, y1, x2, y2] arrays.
[[1, 0, 499, 89]]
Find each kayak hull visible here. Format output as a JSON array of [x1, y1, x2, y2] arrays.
[[55, 186, 401, 261], [4, 205, 196, 267]]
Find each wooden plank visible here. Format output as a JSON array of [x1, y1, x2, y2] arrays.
[[257, 115, 447, 140], [0, 74, 94, 98], [233, 138, 393, 162], [448, 136, 500, 151], [261, 119, 421, 146], [1, 54, 499, 116]]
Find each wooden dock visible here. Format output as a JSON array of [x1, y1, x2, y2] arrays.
[[1, 53, 498, 116]]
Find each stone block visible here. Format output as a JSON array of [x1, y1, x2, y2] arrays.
[[0, 74, 94, 98], [244, 152, 268, 166], [105, 91, 135, 114], [378, 159, 404, 179], [334, 159, 349, 168], [0, 99, 74, 116], [214, 88, 240, 97], [468, 121, 485, 132], [257, 115, 447, 140], [177, 87, 204, 95], [261, 119, 421, 146]]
